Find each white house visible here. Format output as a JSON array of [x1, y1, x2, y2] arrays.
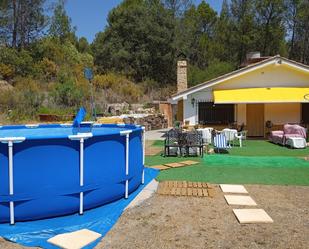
[[171, 53, 309, 137]]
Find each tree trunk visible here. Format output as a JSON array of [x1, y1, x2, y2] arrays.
[[12, 0, 17, 47]]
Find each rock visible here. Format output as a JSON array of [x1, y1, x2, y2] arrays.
[[0, 80, 13, 91], [208, 148, 215, 154]]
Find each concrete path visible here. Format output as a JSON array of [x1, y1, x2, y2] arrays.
[[126, 180, 158, 209], [145, 128, 169, 141]]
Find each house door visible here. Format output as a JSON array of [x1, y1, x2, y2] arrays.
[[246, 104, 264, 137]]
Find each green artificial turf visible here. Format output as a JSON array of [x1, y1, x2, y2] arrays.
[[228, 140, 309, 157], [145, 140, 309, 186], [150, 140, 309, 156], [151, 155, 309, 186], [151, 140, 165, 147]]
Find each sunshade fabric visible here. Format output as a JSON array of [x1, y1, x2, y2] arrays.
[[213, 88, 309, 103]]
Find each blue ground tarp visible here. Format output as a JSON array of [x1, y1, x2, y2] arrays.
[[0, 168, 158, 249]]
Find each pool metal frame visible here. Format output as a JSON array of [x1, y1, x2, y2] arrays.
[[0, 124, 146, 225]]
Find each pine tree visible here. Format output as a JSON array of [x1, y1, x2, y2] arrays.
[[214, 0, 234, 62], [254, 0, 287, 56], [49, 0, 76, 43], [0, 0, 47, 48], [230, 0, 256, 64]]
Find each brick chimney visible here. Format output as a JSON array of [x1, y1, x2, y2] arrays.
[[177, 60, 187, 93]]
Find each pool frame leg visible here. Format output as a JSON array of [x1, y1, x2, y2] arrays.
[[0, 137, 25, 225], [120, 130, 132, 199], [8, 141, 14, 225], [125, 133, 129, 199], [68, 133, 93, 215], [79, 138, 84, 215], [142, 126, 145, 185]]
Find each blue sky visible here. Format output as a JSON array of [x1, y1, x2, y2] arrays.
[[64, 0, 223, 43]]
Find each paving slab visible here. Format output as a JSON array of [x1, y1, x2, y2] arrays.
[[164, 162, 185, 168], [220, 184, 248, 194], [224, 195, 257, 206], [148, 165, 170, 170], [47, 229, 101, 249], [180, 160, 199, 165], [233, 209, 274, 224]]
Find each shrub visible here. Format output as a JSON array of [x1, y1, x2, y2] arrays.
[[0, 78, 44, 121], [93, 73, 143, 103], [51, 74, 85, 107], [37, 58, 58, 81], [0, 63, 15, 80], [188, 60, 235, 87], [0, 47, 34, 77]]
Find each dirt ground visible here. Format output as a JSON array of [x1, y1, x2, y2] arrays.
[[145, 140, 162, 156], [95, 185, 309, 249], [1, 185, 308, 249]]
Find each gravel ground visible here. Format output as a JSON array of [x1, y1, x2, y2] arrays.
[[1, 185, 308, 249], [95, 185, 309, 249]]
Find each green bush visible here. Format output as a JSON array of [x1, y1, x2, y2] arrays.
[[0, 78, 44, 121], [51, 74, 85, 107], [0, 47, 34, 78], [93, 73, 142, 103], [188, 60, 235, 87], [0, 63, 15, 80]]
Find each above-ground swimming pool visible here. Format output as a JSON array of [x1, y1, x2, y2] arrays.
[[0, 123, 145, 224]]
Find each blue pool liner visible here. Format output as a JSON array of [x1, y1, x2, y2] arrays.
[[0, 168, 158, 249]]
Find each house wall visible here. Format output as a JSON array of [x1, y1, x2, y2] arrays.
[[264, 103, 301, 124], [232, 103, 300, 126], [215, 64, 309, 90], [159, 103, 173, 127], [183, 90, 213, 125], [237, 104, 246, 125]]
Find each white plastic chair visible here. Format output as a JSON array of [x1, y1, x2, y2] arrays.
[[222, 129, 237, 147]]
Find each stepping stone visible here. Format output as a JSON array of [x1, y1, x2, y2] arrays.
[[164, 162, 185, 168], [47, 229, 101, 249], [233, 209, 273, 224], [149, 165, 170, 170], [180, 160, 199, 165], [224, 195, 257, 206], [220, 184, 248, 194]]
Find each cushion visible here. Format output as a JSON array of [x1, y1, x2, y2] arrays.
[[283, 124, 306, 138]]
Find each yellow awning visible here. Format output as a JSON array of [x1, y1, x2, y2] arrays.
[[214, 87, 309, 104]]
